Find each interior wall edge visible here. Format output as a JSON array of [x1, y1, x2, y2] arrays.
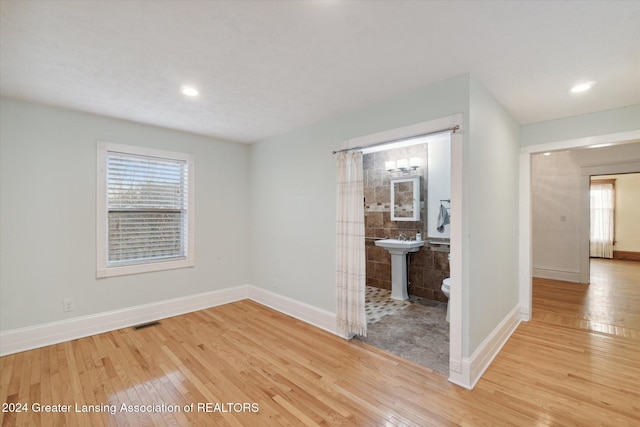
[[448, 303, 521, 390]]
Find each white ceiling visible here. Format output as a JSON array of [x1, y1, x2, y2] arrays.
[[1, 1, 639, 143]]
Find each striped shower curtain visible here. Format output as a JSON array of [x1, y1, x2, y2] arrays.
[[335, 151, 367, 338]]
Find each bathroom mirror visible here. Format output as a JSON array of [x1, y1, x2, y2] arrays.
[[390, 176, 420, 221]]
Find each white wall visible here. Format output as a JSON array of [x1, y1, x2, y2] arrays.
[[596, 173, 640, 253], [427, 135, 451, 239], [466, 76, 521, 354], [530, 143, 640, 281], [531, 151, 583, 281], [0, 98, 251, 331]]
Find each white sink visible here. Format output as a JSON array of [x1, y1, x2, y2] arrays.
[[374, 239, 425, 300], [374, 239, 425, 252]]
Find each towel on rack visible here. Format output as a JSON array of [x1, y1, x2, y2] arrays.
[[437, 203, 450, 232]]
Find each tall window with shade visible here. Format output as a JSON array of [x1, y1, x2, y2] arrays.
[[590, 179, 615, 259]]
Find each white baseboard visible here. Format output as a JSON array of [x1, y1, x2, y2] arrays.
[[0, 285, 339, 357], [0, 286, 250, 356], [1, 284, 522, 391], [532, 266, 580, 283], [247, 287, 338, 336], [448, 304, 521, 390]]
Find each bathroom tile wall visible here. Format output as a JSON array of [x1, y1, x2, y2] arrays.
[[364, 143, 449, 302]]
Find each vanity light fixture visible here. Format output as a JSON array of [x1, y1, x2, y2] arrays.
[[385, 157, 421, 174]]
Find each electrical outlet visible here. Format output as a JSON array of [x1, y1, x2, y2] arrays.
[[63, 298, 74, 312]]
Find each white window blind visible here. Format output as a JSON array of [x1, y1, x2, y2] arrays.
[[97, 141, 194, 277], [107, 152, 188, 266]]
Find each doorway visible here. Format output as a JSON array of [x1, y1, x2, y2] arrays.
[[590, 173, 640, 262], [357, 134, 450, 375], [338, 114, 463, 380], [520, 134, 640, 319]]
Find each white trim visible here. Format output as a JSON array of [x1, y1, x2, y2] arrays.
[[0, 286, 249, 356], [448, 128, 464, 380], [518, 128, 640, 318], [520, 130, 640, 154], [342, 114, 463, 151], [248, 287, 338, 336], [0, 285, 339, 357], [96, 140, 196, 278], [518, 151, 532, 320], [532, 267, 581, 283], [340, 114, 465, 385], [448, 304, 521, 390]]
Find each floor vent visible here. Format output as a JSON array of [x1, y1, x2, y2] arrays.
[[133, 321, 160, 331]]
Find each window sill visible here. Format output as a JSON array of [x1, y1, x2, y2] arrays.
[[97, 258, 195, 278]]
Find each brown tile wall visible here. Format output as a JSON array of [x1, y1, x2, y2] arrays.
[[364, 144, 449, 302]]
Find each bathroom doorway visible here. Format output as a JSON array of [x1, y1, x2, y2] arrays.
[[337, 114, 464, 380], [356, 132, 451, 375]]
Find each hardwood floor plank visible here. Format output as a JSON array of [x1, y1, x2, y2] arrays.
[[2, 259, 639, 425]]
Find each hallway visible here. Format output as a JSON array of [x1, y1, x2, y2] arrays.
[[532, 258, 640, 338]]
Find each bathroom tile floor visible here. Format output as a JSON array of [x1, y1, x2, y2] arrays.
[[364, 286, 412, 323], [357, 286, 450, 376]]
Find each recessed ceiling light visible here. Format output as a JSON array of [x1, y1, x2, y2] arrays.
[[180, 85, 199, 97], [570, 82, 595, 93], [543, 152, 551, 156]]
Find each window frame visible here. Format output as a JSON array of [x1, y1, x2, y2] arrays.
[[96, 141, 195, 278], [590, 178, 616, 245]]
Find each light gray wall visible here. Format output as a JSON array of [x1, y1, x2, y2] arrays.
[[520, 104, 640, 146], [249, 74, 470, 314], [250, 73, 521, 358], [0, 98, 251, 331], [0, 72, 528, 362], [466, 76, 521, 353]]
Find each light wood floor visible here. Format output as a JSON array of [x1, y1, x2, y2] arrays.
[[1, 261, 639, 425], [533, 258, 640, 338]]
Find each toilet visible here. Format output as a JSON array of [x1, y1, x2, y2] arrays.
[[441, 252, 451, 322], [441, 278, 450, 322]]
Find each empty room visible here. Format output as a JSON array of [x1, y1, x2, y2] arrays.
[[1, 1, 639, 425]]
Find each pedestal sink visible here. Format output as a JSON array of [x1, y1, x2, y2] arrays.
[[374, 239, 425, 300]]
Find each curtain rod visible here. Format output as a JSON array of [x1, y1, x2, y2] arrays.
[[332, 125, 459, 155]]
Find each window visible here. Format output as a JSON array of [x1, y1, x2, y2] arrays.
[[97, 141, 194, 277], [589, 179, 615, 259]]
